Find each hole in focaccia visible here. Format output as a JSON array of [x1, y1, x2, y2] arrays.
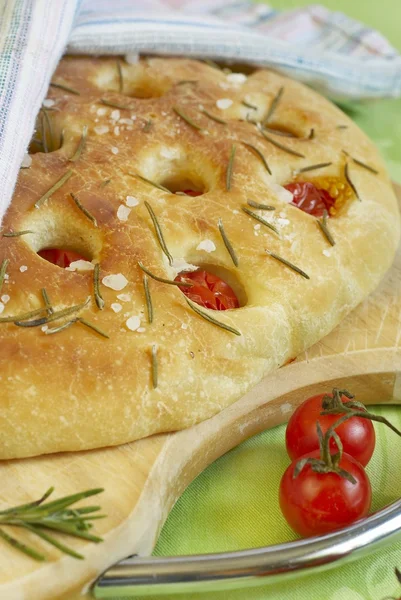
[[174, 264, 247, 310], [285, 178, 350, 217], [161, 174, 206, 197], [94, 62, 170, 99], [29, 110, 63, 155], [37, 248, 89, 269]]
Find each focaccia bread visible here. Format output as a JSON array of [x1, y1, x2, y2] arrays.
[[0, 56, 399, 460]]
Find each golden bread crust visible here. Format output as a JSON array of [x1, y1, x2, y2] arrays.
[[0, 56, 399, 459]]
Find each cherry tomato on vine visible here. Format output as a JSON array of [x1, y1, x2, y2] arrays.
[[38, 248, 87, 269], [284, 182, 335, 217], [285, 392, 376, 467], [174, 269, 239, 310], [279, 450, 372, 537]]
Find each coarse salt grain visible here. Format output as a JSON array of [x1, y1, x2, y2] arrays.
[[111, 110, 120, 121], [114, 126, 120, 136], [102, 273, 128, 291], [126, 195, 139, 207], [21, 153, 32, 169], [0, 303, 4, 314], [172, 258, 198, 272], [181, 323, 188, 330], [111, 303, 122, 313], [43, 98, 55, 108], [126, 316, 141, 331], [196, 240, 216, 253], [137, 327, 146, 333], [226, 73, 247, 84], [117, 205, 131, 221], [277, 218, 290, 227], [125, 53, 139, 64], [216, 98, 233, 110], [117, 293, 131, 302], [1, 295, 10, 304], [111, 146, 119, 155], [97, 107, 107, 116], [323, 249, 332, 257], [119, 118, 134, 126], [41, 325, 48, 332], [94, 125, 109, 135], [66, 260, 94, 272], [19, 265, 28, 272]]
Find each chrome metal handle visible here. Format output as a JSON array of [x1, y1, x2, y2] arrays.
[[93, 497, 401, 597]]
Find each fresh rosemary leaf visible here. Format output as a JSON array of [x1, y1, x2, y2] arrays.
[[45, 319, 77, 335], [226, 144, 236, 191], [133, 173, 171, 193], [0, 258, 9, 294], [336, 125, 348, 130], [144, 201, 173, 266], [78, 318, 110, 339], [117, 59, 123, 93], [344, 162, 361, 201], [184, 297, 241, 336], [94, 263, 105, 310], [263, 86, 284, 124], [295, 162, 332, 174], [50, 82, 80, 96], [241, 142, 272, 175], [22, 523, 85, 560], [2, 230, 34, 237], [317, 210, 335, 246], [0, 528, 46, 562], [218, 218, 238, 267], [0, 306, 48, 324], [35, 169, 73, 208], [151, 344, 158, 388], [200, 108, 227, 125], [352, 157, 379, 175], [260, 130, 305, 158], [241, 206, 279, 235], [263, 126, 295, 138], [177, 80, 198, 85], [70, 192, 97, 226], [266, 251, 310, 279], [100, 99, 130, 110], [242, 100, 257, 110], [138, 262, 193, 287], [173, 106, 205, 132], [41, 288, 54, 315], [101, 178, 111, 187], [247, 199, 275, 211], [143, 119, 152, 132], [69, 125, 88, 162], [143, 275, 153, 323], [15, 297, 90, 328]]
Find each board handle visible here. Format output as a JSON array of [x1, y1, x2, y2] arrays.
[[93, 497, 401, 597]]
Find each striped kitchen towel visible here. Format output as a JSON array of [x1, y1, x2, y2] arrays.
[[0, 0, 400, 225]]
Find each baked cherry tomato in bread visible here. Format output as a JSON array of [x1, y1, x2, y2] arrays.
[[285, 182, 335, 217], [175, 269, 239, 310], [38, 248, 86, 268], [285, 390, 376, 467], [279, 449, 371, 537], [181, 189, 202, 197]]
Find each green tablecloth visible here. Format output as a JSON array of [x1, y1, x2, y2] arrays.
[[148, 3, 401, 600]]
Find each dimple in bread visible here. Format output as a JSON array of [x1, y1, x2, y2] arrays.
[[0, 56, 399, 460]]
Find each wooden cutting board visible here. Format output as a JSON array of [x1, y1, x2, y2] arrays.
[[1, 185, 401, 600]]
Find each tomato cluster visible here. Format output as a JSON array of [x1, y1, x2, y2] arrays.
[[279, 388, 399, 538]]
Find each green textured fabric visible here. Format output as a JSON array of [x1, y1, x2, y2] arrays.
[[123, 3, 401, 600]]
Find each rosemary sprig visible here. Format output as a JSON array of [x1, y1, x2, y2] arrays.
[[132, 173, 171, 193], [151, 344, 158, 388], [78, 318, 109, 339], [35, 169, 73, 208], [0, 259, 9, 294], [138, 262, 193, 287], [2, 230, 34, 237], [117, 59, 123, 93], [0, 306, 48, 324], [70, 125, 88, 162], [263, 126, 295, 138], [15, 297, 90, 328], [266, 251, 310, 279], [50, 82, 80, 96], [226, 144, 236, 191], [260, 130, 305, 158], [241, 206, 279, 235], [344, 162, 361, 201], [45, 317, 109, 338], [295, 162, 332, 174], [173, 106, 205, 132], [351, 157, 378, 175], [143, 275, 153, 323], [218, 218, 238, 267], [45, 319, 77, 335], [94, 263, 105, 310], [100, 99, 130, 110], [317, 210, 335, 246], [144, 201, 173, 266], [101, 179, 111, 187], [242, 100, 257, 110], [70, 192, 97, 226], [0, 487, 104, 561], [263, 86, 284, 125], [336, 125, 348, 130], [41, 288, 53, 315], [241, 141, 272, 175], [200, 108, 227, 125], [247, 199, 275, 211], [177, 80, 198, 86], [143, 118, 152, 132], [184, 297, 241, 336]]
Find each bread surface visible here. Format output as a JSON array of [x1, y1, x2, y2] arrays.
[[0, 56, 399, 459]]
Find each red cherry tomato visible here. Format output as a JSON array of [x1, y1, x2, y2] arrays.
[[181, 189, 202, 197], [174, 269, 239, 310], [285, 392, 375, 467], [279, 450, 372, 537], [38, 248, 86, 268], [284, 182, 335, 217]]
